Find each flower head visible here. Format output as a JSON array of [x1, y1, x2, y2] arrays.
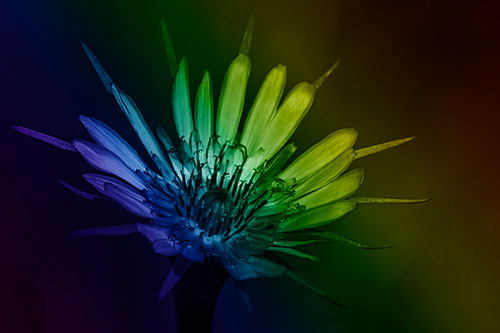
[[14, 17, 426, 307]]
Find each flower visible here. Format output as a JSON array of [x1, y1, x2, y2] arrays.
[[14, 17, 426, 308]]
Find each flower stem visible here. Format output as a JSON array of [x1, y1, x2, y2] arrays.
[[173, 262, 228, 333]]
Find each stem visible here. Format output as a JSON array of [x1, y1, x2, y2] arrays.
[[174, 261, 228, 333]]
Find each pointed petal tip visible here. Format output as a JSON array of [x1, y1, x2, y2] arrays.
[[80, 42, 113, 93], [13, 126, 77, 152], [161, 19, 178, 78], [355, 136, 415, 159], [239, 15, 255, 55], [313, 58, 341, 89]]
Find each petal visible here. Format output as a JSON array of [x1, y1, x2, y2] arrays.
[[257, 82, 316, 161], [280, 128, 358, 183], [195, 70, 214, 148], [110, 85, 171, 176], [216, 53, 251, 143], [83, 173, 153, 218], [81, 43, 172, 178], [137, 223, 170, 242], [79, 115, 147, 172], [104, 182, 154, 218], [172, 57, 194, 140], [13, 126, 77, 152], [83, 173, 121, 194], [279, 201, 357, 231], [292, 149, 355, 197], [74, 140, 145, 189], [152, 240, 179, 256], [159, 256, 193, 300], [293, 169, 365, 209], [80, 41, 113, 93], [241, 64, 287, 155]]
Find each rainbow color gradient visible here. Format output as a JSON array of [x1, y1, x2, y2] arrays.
[[2, 0, 499, 332]]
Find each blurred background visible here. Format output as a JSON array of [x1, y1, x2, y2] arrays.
[[2, 0, 500, 332]]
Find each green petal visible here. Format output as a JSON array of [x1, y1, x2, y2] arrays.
[[258, 82, 316, 161], [293, 149, 355, 197], [160, 19, 178, 79], [195, 70, 214, 148], [279, 128, 358, 183], [216, 54, 251, 143], [172, 57, 194, 140], [351, 197, 430, 204], [293, 169, 365, 209], [241, 64, 287, 154], [355, 136, 414, 159], [268, 246, 320, 262], [279, 201, 357, 232]]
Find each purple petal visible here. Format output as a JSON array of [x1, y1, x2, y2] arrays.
[[73, 139, 145, 189], [71, 224, 137, 237], [13, 126, 77, 152], [103, 182, 154, 218], [152, 240, 179, 256], [79, 115, 148, 172], [58, 179, 99, 200], [159, 256, 193, 300], [137, 223, 170, 242], [82, 173, 118, 194]]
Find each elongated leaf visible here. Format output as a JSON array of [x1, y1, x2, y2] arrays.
[[355, 136, 414, 159], [13, 126, 76, 152]]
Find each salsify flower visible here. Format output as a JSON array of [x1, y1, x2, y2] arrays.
[[14, 18, 426, 309]]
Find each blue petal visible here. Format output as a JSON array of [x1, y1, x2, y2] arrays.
[[110, 85, 173, 180], [80, 43, 174, 181], [80, 41, 113, 93], [79, 115, 148, 172], [74, 140, 145, 189], [159, 256, 193, 300]]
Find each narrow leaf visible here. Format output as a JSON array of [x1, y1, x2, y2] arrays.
[[355, 136, 415, 159]]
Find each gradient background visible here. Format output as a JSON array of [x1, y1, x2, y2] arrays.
[[2, 0, 500, 332]]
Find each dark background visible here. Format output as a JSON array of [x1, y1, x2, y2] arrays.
[[2, 0, 500, 332]]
